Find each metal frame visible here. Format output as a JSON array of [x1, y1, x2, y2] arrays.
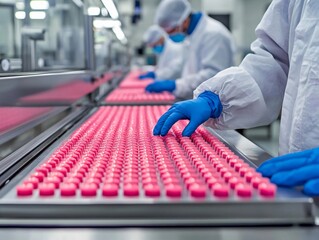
[[0, 71, 93, 106], [207, 129, 274, 167], [0, 3, 17, 58], [0, 201, 314, 227], [0, 107, 69, 160], [84, 15, 96, 71], [1, 227, 319, 240], [0, 106, 90, 188]]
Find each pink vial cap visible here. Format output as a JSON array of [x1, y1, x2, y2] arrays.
[[16, 183, 33, 197], [235, 184, 253, 198], [189, 184, 206, 198], [144, 184, 161, 197], [165, 184, 182, 198], [258, 183, 277, 198], [102, 184, 119, 197], [80, 183, 98, 197], [123, 184, 139, 197], [212, 184, 230, 198], [39, 183, 55, 196], [60, 183, 77, 197]]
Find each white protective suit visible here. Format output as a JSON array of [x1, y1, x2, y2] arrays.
[[174, 14, 236, 99], [156, 38, 185, 80], [194, 0, 319, 155]]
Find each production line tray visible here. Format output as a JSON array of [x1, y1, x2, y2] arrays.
[[104, 88, 175, 105], [0, 106, 315, 226], [117, 70, 152, 89], [102, 70, 175, 105]]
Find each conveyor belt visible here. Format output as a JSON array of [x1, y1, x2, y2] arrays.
[[117, 70, 152, 89], [102, 70, 176, 105], [0, 106, 315, 226], [104, 88, 175, 105]]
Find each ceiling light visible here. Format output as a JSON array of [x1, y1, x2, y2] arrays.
[[93, 19, 121, 28], [112, 26, 127, 43], [15, 11, 26, 19], [88, 7, 100, 16], [30, 0, 49, 10], [101, 0, 119, 19], [29, 11, 46, 19]]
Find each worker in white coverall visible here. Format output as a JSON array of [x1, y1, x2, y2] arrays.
[[145, 0, 236, 100], [139, 25, 185, 81], [154, 0, 319, 196]]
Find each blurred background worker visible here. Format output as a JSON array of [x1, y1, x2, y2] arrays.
[[146, 0, 236, 99], [139, 25, 185, 81], [153, 0, 319, 196]]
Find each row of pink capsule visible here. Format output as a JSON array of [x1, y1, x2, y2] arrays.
[[16, 106, 276, 199]]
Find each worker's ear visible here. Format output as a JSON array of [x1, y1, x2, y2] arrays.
[[182, 16, 191, 33], [159, 37, 165, 45]]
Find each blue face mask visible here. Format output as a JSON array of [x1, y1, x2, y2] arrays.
[[152, 45, 164, 54], [169, 33, 186, 43]]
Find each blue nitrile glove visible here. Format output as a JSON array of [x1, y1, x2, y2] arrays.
[[139, 71, 156, 80], [257, 147, 319, 196], [145, 80, 176, 93], [153, 91, 223, 137]]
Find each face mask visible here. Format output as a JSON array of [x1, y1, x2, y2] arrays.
[[169, 33, 186, 43], [152, 45, 164, 54]]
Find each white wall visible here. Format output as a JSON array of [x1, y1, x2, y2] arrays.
[[202, 0, 272, 60], [242, 0, 272, 49], [120, 0, 161, 50], [203, 0, 235, 12], [189, 0, 202, 11]]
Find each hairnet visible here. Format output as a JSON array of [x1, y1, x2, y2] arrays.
[[155, 0, 192, 31], [143, 25, 165, 45]]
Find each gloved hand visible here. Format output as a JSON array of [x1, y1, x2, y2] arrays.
[[153, 91, 223, 137], [257, 147, 319, 196], [145, 80, 176, 93], [139, 71, 156, 80]]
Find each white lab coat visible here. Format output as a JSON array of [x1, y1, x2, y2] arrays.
[[194, 0, 319, 155], [174, 14, 236, 99], [155, 39, 185, 80]]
